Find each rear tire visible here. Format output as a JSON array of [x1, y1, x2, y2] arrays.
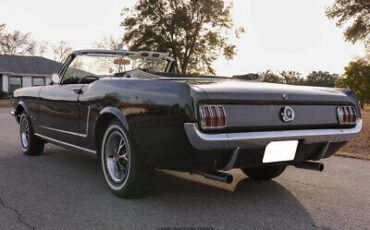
[[19, 113, 44, 156], [100, 119, 153, 197], [241, 165, 286, 180]]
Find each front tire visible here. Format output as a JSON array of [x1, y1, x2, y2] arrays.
[[241, 165, 286, 181], [19, 113, 44, 156], [100, 119, 153, 197]]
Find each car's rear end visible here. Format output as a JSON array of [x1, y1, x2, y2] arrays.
[[184, 79, 362, 173]]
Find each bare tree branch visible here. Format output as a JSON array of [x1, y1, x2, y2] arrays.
[[52, 41, 72, 62], [0, 30, 32, 55], [93, 36, 122, 50]]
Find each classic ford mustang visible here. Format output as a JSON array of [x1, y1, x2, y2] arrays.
[[10, 49, 362, 197]]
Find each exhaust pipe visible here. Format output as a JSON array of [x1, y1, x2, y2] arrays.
[[196, 171, 233, 184], [294, 162, 324, 172]]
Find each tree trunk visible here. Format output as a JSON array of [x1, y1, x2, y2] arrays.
[[181, 62, 187, 74]]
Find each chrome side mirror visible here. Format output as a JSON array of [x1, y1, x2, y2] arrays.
[[51, 73, 60, 85]]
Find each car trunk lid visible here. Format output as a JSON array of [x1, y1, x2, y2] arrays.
[[188, 79, 348, 105], [182, 79, 356, 132]]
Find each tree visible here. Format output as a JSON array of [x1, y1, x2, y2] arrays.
[[52, 41, 72, 62], [92, 36, 125, 73], [279, 71, 304, 85], [305, 71, 339, 87], [261, 70, 282, 83], [25, 41, 49, 57], [0, 24, 47, 56], [326, 0, 370, 47], [0, 23, 5, 35], [335, 59, 370, 108], [121, 0, 244, 74], [261, 70, 342, 87], [38, 41, 49, 57], [0, 30, 34, 55], [0, 24, 5, 53], [94, 36, 122, 50]]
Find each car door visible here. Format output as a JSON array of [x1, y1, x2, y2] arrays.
[[38, 84, 83, 145], [38, 55, 83, 146]]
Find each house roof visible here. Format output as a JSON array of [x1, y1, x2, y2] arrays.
[[0, 55, 62, 76]]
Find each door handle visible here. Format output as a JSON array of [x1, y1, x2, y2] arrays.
[[72, 88, 83, 94]]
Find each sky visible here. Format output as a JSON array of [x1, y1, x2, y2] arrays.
[[0, 0, 366, 76]]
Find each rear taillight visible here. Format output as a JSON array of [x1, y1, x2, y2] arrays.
[[199, 105, 226, 129], [337, 106, 357, 125]]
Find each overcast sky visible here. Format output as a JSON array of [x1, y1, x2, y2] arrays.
[[0, 0, 366, 76]]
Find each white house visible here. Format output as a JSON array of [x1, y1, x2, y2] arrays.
[[0, 55, 62, 94]]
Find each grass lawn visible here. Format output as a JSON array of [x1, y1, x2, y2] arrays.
[[337, 105, 370, 158]]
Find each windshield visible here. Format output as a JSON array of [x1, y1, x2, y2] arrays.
[[62, 53, 169, 83]]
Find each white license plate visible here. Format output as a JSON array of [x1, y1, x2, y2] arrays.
[[263, 140, 298, 163]]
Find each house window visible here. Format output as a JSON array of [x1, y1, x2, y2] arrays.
[[8, 76, 22, 94], [32, 77, 45, 86]]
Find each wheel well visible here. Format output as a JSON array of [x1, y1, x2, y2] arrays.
[[95, 113, 117, 156]]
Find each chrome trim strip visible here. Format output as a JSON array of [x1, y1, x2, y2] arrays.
[[34, 133, 96, 154], [40, 125, 80, 136], [81, 106, 91, 138], [184, 119, 362, 150]]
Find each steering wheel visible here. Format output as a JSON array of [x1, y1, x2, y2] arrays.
[[78, 75, 99, 84]]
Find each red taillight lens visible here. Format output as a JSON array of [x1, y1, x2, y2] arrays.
[[337, 106, 356, 125], [345, 107, 351, 123], [218, 106, 226, 126], [200, 105, 226, 129], [203, 106, 211, 127], [337, 107, 344, 123], [351, 107, 356, 122], [210, 106, 218, 127]]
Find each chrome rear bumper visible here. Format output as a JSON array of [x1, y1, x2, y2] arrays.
[[184, 120, 362, 150]]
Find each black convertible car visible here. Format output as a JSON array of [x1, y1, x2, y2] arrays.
[[10, 50, 362, 197]]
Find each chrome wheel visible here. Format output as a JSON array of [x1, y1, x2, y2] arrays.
[[101, 120, 154, 197], [104, 130, 129, 184], [20, 116, 30, 149]]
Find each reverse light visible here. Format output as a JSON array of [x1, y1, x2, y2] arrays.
[[337, 106, 357, 125], [199, 105, 226, 129]]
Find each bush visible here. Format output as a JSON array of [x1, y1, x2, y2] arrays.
[[261, 70, 339, 87], [335, 60, 370, 109], [0, 91, 9, 98]]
